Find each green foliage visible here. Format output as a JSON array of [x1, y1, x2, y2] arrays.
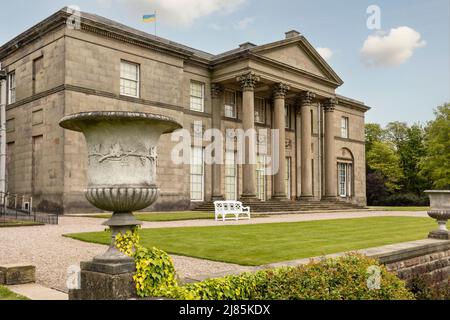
[[385, 122, 428, 194], [115, 231, 414, 300], [420, 103, 450, 189], [367, 141, 404, 192], [380, 193, 429, 207], [115, 228, 177, 298], [407, 276, 450, 300], [365, 123, 386, 153], [165, 255, 414, 300], [0, 286, 29, 300]]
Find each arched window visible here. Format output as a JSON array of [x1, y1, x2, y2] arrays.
[[337, 148, 354, 198]]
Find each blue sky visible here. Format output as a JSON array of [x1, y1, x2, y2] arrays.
[[0, 0, 448, 126]]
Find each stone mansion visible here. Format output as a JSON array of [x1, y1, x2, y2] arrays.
[[0, 8, 369, 213]]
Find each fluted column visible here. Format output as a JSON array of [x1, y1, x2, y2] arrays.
[[272, 83, 290, 200], [237, 72, 260, 201], [211, 83, 224, 200], [300, 92, 315, 199], [324, 98, 338, 198]]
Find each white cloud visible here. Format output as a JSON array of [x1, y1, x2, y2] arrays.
[[361, 26, 426, 67], [110, 0, 246, 26], [234, 17, 255, 30], [316, 47, 333, 61]]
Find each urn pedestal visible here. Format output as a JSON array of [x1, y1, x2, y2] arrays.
[[60, 112, 181, 300], [425, 190, 450, 240]]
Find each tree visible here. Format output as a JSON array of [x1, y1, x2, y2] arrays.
[[385, 122, 428, 194], [365, 123, 385, 153], [366, 172, 388, 205], [420, 103, 450, 189], [366, 141, 404, 192]]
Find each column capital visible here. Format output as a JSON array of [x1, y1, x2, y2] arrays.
[[211, 83, 223, 99], [323, 98, 338, 112], [272, 83, 290, 99], [236, 71, 260, 91], [299, 91, 316, 105]]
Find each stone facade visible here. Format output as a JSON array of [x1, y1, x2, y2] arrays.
[[0, 8, 370, 213]]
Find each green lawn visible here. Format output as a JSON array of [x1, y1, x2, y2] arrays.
[[369, 206, 429, 212], [82, 211, 216, 222], [0, 220, 43, 228], [0, 286, 28, 300], [67, 216, 435, 266]]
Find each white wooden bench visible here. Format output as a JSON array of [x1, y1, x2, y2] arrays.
[[214, 201, 251, 221]]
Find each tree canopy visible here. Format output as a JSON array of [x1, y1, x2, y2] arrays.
[[365, 102, 449, 205], [420, 103, 450, 189]]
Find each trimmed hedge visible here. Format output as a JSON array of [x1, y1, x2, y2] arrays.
[[165, 255, 414, 300]]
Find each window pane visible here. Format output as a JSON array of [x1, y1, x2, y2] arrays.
[[285, 158, 291, 198], [190, 81, 204, 112], [225, 151, 237, 200], [341, 117, 349, 138], [120, 61, 139, 97], [8, 72, 16, 104], [256, 155, 266, 201], [285, 106, 290, 128], [255, 98, 265, 123], [190, 147, 204, 201], [224, 91, 236, 118]]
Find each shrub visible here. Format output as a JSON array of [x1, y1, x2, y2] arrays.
[[115, 228, 178, 298], [407, 277, 450, 300], [165, 255, 414, 300], [381, 193, 429, 206], [116, 230, 414, 300]]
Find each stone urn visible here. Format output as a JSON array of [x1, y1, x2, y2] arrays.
[[59, 111, 181, 299], [425, 190, 450, 240]]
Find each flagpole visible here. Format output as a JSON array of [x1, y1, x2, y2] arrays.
[[154, 10, 157, 36]]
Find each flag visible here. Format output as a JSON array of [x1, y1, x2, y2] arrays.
[[143, 14, 156, 23]]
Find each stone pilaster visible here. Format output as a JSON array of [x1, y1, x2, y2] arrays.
[[324, 98, 338, 199], [299, 91, 316, 199], [272, 83, 290, 200], [236, 72, 260, 201], [211, 83, 224, 201]]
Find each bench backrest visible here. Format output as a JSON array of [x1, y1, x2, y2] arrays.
[[214, 201, 243, 213]]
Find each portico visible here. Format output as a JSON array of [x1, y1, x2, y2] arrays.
[[209, 66, 343, 203]]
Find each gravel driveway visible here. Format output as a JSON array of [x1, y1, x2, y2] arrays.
[[0, 211, 428, 292]]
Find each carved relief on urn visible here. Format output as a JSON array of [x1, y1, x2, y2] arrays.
[[60, 112, 182, 213]]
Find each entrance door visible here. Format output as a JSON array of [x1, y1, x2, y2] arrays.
[[256, 155, 266, 201], [225, 150, 237, 200], [338, 162, 353, 198]]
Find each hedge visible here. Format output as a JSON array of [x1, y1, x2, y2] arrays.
[[116, 229, 415, 300]]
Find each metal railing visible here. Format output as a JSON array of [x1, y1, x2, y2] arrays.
[[0, 192, 59, 225]]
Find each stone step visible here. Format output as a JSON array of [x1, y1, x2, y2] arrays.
[[7, 283, 68, 300], [193, 199, 364, 213]]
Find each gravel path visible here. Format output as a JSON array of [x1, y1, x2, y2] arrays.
[[0, 211, 428, 292]]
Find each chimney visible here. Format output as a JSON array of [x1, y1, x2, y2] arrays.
[[239, 42, 257, 50], [285, 30, 301, 39]]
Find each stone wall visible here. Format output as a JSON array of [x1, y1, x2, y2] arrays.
[[378, 241, 450, 290]]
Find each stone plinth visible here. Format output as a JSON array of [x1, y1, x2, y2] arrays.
[[69, 261, 136, 300], [0, 264, 36, 285]]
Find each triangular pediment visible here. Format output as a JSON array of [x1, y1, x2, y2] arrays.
[[251, 38, 343, 85]]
